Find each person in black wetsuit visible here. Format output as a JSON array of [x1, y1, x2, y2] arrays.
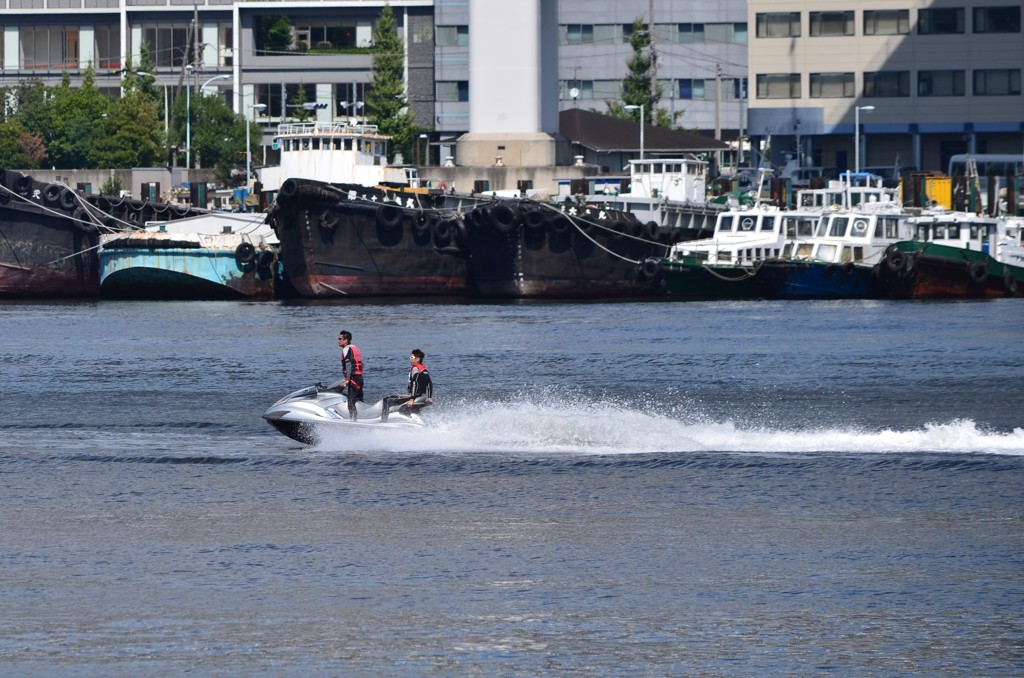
[[337, 330, 363, 420], [381, 348, 433, 422]]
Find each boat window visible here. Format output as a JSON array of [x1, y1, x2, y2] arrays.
[[841, 246, 853, 262], [312, 139, 320, 150], [853, 246, 864, 260], [783, 243, 794, 257], [883, 219, 899, 238], [302, 138, 310, 150], [345, 139, 353, 151], [795, 243, 813, 257], [829, 217, 848, 237], [738, 216, 756, 231], [818, 244, 838, 261], [719, 251, 732, 262], [948, 224, 960, 239], [799, 219, 817, 237], [718, 215, 734, 232], [760, 216, 775, 232], [799, 194, 815, 207], [934, 224, 947, 239], [851, 218, 869, 236]]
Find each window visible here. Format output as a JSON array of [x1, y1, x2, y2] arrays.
[[810, 72, 855, 98], [973, 69, 1022, 96], [140, 24, 192, 68], [436, 80, 469, 102], [564, 80, 594, 100], [760, 216, 776, 232], [974, 6, 1021, 33], [94, 24, 121, 69], [561, 24, 594, 45], [756, 13, 801, 37], [679, 79, 705, 100], [919, 8, 965, 34], [810, 11, 854, 36], [436, 25, 468, 47], [918, 70, 965, 97], [864, 71, 911, 97], [19, 26, 79, 69], [679, 23, 705, 43], [864, 10, 910, 35], [757, 73, 801, 99]]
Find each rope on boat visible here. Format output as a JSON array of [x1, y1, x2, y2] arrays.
[[534, 201, 671, 266]]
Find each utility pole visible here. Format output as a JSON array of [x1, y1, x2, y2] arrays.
[[648, 0, 656, 124], [715, 64, 722, 175]]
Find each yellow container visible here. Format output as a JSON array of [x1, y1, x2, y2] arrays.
[[925, 176, 952, 209]]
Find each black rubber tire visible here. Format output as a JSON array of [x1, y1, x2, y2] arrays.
[[235, 241, 256, 265], [376, 204, 403, 231]]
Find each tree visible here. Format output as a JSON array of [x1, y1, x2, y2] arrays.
[[170, 88, 251, 183], [256, 16, 294, 54], [0, 120, 43, 168], [606, 18, 678, 128], [367, 4, 421, 163]]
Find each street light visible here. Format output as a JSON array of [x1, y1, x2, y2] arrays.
[[854, 105, 875, 174], [136, 72, 168, 135], [339, 100, 364, 124], [623, 104, 645, 162], [185, 71, 230, 168], [247, 103, 267, 190], [417, 133, 428, 166]]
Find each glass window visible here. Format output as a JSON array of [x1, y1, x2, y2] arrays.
[[761, 216, 776, 232], [974, 6, 1021, 33], [974, 69, 1022, 96], [718, 215, 734, 232], [592, 25, 618, 44], [436, 25, 468, 47], [756, 73, 801, 99], [810, 11, 855, 37], [864, 10, 910, 35], [562, 24, 594, 45], [948, 224, 961, 239], [810, 72, 855, 98], [756, 13, 801, 38], [919, 8, 965, 34], [20, 26, 80, 69], [436, 81, 469, 102], [829, 217, 849, 237], [734, 23, 748, 44], [564, 80, 594, 100], [918, 70, 965, 96], [95, 24, 121, 69], [679, 23, 704, 43], [704, 23, 732, 43], [679, 79, 706, 100], [864, 71, 911, 97]]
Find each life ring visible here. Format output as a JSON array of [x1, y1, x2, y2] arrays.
[[376, 204, 403, 230], [851, 219, 869, 236], [739, 216, 755, 231], [967, 260, 987, 284], [639, 257, 662, 281], [14, 175, 33, 196], [436, 180, 448, 192], [1004, 270, 1019, 294], [235, 241, 256, 265], [885, 250, 905, 272], [432, 218, 452, 246], [320, 209, 339, 231], [279, 179, 299, 200], [490, 203, 520, 233], [43, 184, 64, 206], [841, 261, 856, 276]]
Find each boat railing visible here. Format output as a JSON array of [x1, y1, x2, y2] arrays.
[[275, 121, 383, 137]]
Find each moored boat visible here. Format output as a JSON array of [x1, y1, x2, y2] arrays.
[[98, 212, 279, 300], [877, 212, 1024, 299]]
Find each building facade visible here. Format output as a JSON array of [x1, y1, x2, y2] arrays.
[[747, 1, 1024, 175]]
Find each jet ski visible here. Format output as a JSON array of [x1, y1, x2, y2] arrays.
[[263, 380, 427, 444]]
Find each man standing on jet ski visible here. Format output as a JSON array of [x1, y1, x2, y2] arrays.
[[337, 330, 363, 420], [381, 349, 433, 422]]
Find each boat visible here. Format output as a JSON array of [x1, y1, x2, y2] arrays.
[[264, 122, 470, 297], [460, 197, 670, 298], [758, 202, 911, 299], [659, 205, 821, 299], [0, 168, 207, 298], [98, 212, 279, 300], [263, 380, 427, 445], [877, 212, 1024, 299]]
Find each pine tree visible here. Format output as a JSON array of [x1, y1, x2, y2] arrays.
[[606, 18, 677, 128], [367, 4, 420, 163]]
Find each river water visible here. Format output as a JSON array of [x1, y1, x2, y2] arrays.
[[1, 298, 1022, 675]]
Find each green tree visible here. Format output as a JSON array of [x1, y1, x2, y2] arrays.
[[170, 87, 252, 183], [44, 69, 113, 169], [0, 120, 43, 168], [288, 83, 312, 122], [606, 18, 677, 128], [367, 4, 420, 163], [256, 15, 294, 54]]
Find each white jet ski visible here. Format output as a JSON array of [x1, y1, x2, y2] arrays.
[[264, 380, 427, 444]]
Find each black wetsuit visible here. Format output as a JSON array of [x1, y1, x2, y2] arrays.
[[382, 363, 432, 421]]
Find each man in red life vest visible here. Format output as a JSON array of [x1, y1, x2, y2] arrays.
[[381, 348, 433, 422], [338, 330, 363, 420]]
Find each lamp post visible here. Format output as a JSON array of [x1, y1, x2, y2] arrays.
[[247, 103, 267, 191], [623, 104, 645, 162], [854, 105, 875, 174], [136, 72, 168, 135], [185, 71, 230, 168], [417, 133, 428, 166], [340, 100, 364, 124]]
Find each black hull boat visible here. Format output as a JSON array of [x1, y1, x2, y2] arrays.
[[462, 200, 672, 298], [0, 168, 208, 298], [268, 178, 470, 297]]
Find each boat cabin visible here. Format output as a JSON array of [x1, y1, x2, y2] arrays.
[[670, 206, 819, 265], [797, 173, 901, 210], [626, 158, 707, 203], [783, 211, 907, 265]]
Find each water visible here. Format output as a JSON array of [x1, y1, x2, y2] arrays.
[[1, 299, 1022, 675]]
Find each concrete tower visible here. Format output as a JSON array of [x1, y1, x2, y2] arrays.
[[456, 0, 559, 168]]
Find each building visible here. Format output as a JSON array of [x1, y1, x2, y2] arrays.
[[747, 1, 1024, 175]]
